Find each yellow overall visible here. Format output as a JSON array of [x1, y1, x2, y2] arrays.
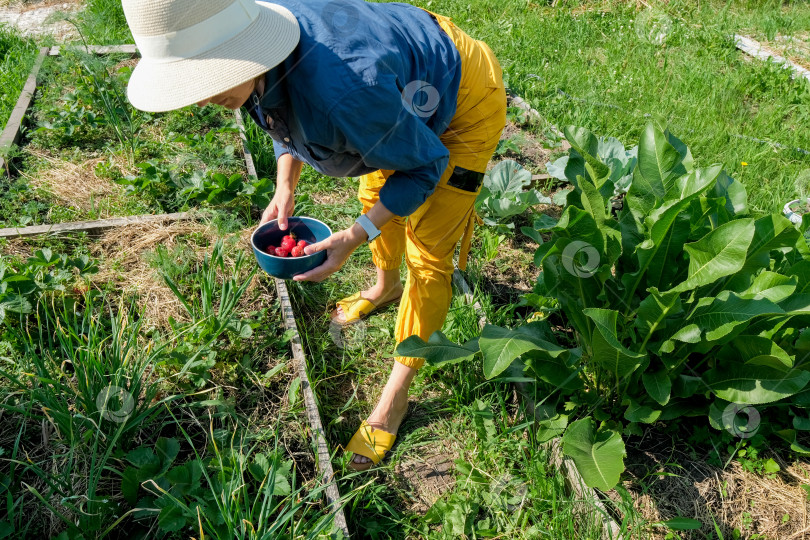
[[356, 12, 506, 369]]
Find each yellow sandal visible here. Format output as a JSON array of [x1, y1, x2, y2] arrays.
[[345, 420, 396, 468], [330, 291, 400, 328]]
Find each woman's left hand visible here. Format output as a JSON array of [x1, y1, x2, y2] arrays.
[[292, 223, 367, 282]]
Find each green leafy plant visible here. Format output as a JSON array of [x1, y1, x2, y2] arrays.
[[495, 136, 521, 157], [475, 160, 551, 231], [118, 162, 274, 212], [115, 161, 179, 205], [179, 170, 274, 208], [399, 123, 810, 491], [122, 424, 343, 538], [0, 292, 177, 537], [546, 134, 638, 195], [36, 52, 146, 155], [0, 249, 98, 325], [161, 240, 258, 387]]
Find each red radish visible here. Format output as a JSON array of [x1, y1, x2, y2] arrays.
[[275, 247, 290, 257], [291, 245, 305, 257], [281, 236, 296, 251]]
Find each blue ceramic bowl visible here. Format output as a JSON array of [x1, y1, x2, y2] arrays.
[[251, 217, 332, 280]]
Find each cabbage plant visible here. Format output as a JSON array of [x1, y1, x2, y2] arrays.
[[475, 160, 551, 231]]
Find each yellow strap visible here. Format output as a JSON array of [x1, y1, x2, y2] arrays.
[[335, 292, 376, 323], [457, 209, 478, 271], [345, 421, 396, 465]]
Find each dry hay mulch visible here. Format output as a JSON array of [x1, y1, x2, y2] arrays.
[[22, 149, 120, 212], [0, 238, 37, 260], [758, 32, 810, 72], [605, 431, 810, 540], [89, 221, 267, 330], [309, 190, 354, 206], [90, 220, 215, 329]]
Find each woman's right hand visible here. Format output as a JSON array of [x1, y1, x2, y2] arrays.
[[261, 188, 295, 229]]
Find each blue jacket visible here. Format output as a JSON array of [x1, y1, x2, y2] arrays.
[[244, 0, 462, 216]]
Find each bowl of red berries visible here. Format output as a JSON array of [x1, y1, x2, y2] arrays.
[[251, 216, 332, 279]]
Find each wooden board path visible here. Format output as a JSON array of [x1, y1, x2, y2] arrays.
[[48, 44, 138, 56], [734, 34, 810, 82], [0, 46, 49, 175], [0, 212, 197, 239], [235, 110, 350, 537]]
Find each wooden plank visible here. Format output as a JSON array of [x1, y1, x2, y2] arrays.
[[0, 212, 195, 239], [734, 34, 810, 82], [236, 108, 349, 537], [454, 266, 623, 540], [0, 46, 49, 175], [233, 110, 259, 180], [49, 44, 138, 56], [275, 279, 350, 537]]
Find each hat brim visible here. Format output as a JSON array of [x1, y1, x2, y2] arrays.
[[127, 2, 300, 113]]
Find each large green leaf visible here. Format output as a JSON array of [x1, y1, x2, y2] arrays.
[[563, 126, 611, 187], [643, 368, 672, 406], [732, 335, 794, 367], [561, 417, 626, 491], [624, 399, 661, 423], [634, 288, 683, 342], [729, 215, 803, 288], [623, 167, 720, 299], [711, 170, 748, 216], [688, 291, 783, 342], [484, 160, 531, 196], [669, 219, 756, 293], [395, 332, 480, 367], [525, 351, 584, 391], [479, 324, 565, 379], [487, 189, 550, 219], [740, 271, 797, 303], [631, 123, 689, 207], [704, 365, 810, 404], [584, 308, 647, 379]]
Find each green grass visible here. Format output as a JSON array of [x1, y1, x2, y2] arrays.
[[0, 25, 37, 133], [75, 0, 132, 45], [396, 0, 810, 215], [0, 229, 348, 538]]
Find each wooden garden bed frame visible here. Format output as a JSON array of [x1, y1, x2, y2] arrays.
[[734, 34, 810, 83], [0, 43, 351, 538]]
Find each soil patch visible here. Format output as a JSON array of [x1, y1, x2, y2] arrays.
[[492, 120, 554, 174], [395, 442, 457, 514]]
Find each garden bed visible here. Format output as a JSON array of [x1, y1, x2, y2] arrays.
[[605, 426, 810, 540], [0, 44, 349, 538]]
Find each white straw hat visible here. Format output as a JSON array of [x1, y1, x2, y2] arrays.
[[123, 0, 300, 112]]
